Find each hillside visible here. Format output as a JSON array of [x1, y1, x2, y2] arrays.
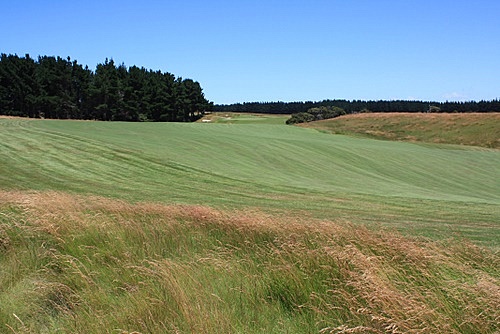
[[299, 112, 500, 148], [0, 117, 499, 247], [0, 116, 499, 333]]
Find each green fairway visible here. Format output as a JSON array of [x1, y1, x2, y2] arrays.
[[200, 112, 290, 124], [0, 117, 499, 247]]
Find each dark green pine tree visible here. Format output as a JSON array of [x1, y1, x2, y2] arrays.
[[173, 77, 187, 122], [184, 79, 209, 121], [0, 54, 39, 117], [89, 58, 123, 121], [70, 62, 93, 119], [35, 56, 79, 119], [148, 71, 176, 122], [123, 65, 147, 121], [110, 63, 138, 121], [173, 78, 209, 122]]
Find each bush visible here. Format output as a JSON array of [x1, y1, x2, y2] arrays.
[[286, 106, 345, 124], [285, 112, 315, 124]]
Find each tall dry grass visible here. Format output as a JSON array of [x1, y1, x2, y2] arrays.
[[301, 112, 500, 148], [0, 191, 498, 333]]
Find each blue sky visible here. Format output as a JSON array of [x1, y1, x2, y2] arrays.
[[1, 0, 499, 104]]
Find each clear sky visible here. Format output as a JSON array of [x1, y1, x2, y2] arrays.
[[1, 0, 499, 104]]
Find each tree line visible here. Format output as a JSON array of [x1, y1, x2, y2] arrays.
[[215, 99, 500, 114], [0, 54, 212, 121]]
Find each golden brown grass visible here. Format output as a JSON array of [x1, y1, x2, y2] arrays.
[[300, 112, 500, 148], [1, 191, 498, 333]]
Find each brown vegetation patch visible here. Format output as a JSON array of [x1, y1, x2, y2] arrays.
[[302, 112, 500, 148]]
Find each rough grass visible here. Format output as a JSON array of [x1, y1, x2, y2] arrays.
[[300, 112, 500, 148], [0, 191, 498, 333]]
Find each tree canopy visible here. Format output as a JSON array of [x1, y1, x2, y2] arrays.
[[0, 54, 212, 121]]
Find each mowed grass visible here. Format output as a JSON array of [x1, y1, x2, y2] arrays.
[[0, 191, 498, 333], [0, 117, 499, 247], [300, 112, 500, 148], [199, 112, 290, 124]]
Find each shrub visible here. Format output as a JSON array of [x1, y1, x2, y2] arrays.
[[286, 112, 315, 124], [286, 106, 345, 124]]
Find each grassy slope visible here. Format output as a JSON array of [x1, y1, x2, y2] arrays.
[[0, 116, 499, 333], [300, 112, 500, 148], [0, 117, 499, 247], [0, 191, 498, 333]]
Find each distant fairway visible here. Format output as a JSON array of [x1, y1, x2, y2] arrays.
[[0, 117, 499, 246], [199, 112, 290, 124]]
